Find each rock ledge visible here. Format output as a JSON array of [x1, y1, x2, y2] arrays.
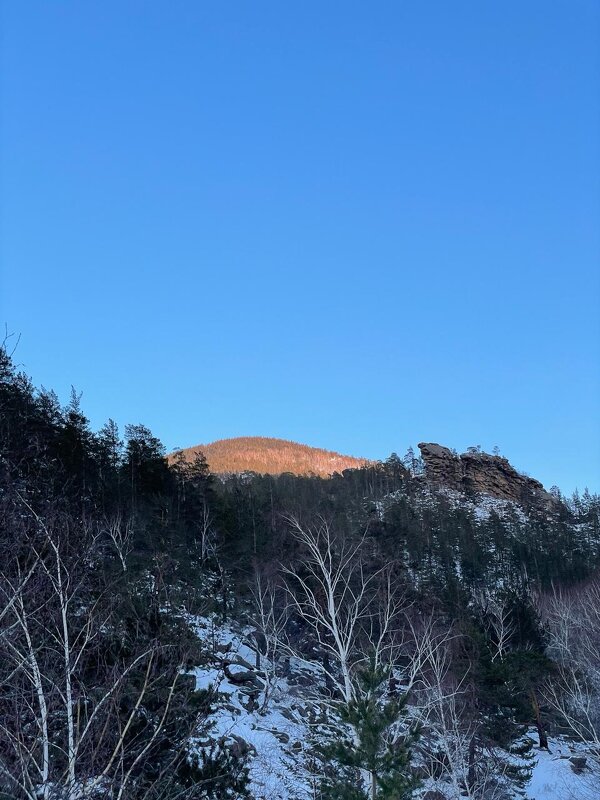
[[418, 442, 555, 506]]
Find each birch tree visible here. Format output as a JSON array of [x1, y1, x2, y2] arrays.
[[0, 494, 207, 799], [280, 517, 423, 798], [474, 591, 516, 663], [540, 580, 600, 777], [413, 625, 513, 800], [281, 516, 386, 703], [249, 570, 288, 713]]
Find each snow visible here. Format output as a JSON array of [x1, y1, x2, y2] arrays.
[[375, 485, 530, 529], [432, 486, 530, 523], [185, 615, 600, 800], [188, 617, 315, 800], [525, 739, 599, 800]]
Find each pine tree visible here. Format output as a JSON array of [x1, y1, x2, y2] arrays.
[[320, 660, 419, 800]]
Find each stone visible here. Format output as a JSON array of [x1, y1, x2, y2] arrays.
[[418, 442, 556, 507], [223, 664, 264, 688], [569, 756, 587, 773], [417, 443, 463, 488], [227, 734, 257, 759]]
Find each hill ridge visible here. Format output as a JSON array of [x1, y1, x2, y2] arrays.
[[171, 435, 371, 477]]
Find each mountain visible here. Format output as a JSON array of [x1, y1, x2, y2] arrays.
[[171, 436, 371, 476]]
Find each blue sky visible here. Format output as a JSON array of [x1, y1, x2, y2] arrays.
[[1, 1, 599, 494]]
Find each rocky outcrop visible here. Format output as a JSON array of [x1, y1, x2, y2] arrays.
[[416, 443, 464, 487], [418, 442, 555, 506]]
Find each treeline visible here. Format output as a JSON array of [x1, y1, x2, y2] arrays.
[[211, 459, 600, 592]]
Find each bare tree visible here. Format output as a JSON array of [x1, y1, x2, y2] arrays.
[[540, 580, 600, 773], [0, 494, 196, 800], [474, 591, 516, 663], [280, 517, 495, 799], [279, 516, 449, 698], [281, 516, 385, 703], [413, 624, 515, 800], [198, 498, 216, 564], [249, 569, 288, 713], [103, 512, 133, 572]]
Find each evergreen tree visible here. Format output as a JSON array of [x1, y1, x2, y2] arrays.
[[321, 660, 419, 800]]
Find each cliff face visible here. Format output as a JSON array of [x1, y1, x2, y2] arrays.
[[418, 442, 555, 506]]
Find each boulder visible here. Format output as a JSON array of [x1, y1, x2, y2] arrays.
[[570, 755, 587, 773], [223, 664, 263, 689]]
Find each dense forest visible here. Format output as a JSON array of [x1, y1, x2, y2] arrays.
[[1, 343, 599, 800]]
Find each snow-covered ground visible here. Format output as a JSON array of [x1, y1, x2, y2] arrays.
[[188, 617, 316, 799], [431, 486, 530, 524], [187, 617, 599, 800], [525, 738, 599, 800]]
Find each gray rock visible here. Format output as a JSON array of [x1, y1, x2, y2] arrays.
[[570, 755, 587, 773], [223, 664, 263, 688], [418, 442, 556, 507], [226, 734, 257, 760]]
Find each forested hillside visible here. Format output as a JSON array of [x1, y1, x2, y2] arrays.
[[1, 344, 599, 800], [171, 437, 370, 477]]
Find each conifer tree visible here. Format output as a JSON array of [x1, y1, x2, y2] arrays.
[[321, 659, 419, 800]]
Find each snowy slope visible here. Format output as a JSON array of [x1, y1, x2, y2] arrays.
[[186, 617, 599, 800], [188, 617, 317, 800], [526, 738, 599, 800]]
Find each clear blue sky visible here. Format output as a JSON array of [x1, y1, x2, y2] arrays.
[[1, 2, 599, 494]]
